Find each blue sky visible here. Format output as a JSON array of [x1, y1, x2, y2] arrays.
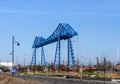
[[0, 0, 120, 65]]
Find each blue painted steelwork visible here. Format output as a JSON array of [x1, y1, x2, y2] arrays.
[[32, 48, 36, 65], [68, 39, 70, 67], [32, 23, 78, 67], [32, 23, 78, 48], [68, 38, 75, 67], [54, 38, 61, 68], [32, 36, 46, 48], [69, 39, 75, 66], [41, 46, 46, 66], [46, 23, 78, 45], [32, 36, 46, 65]]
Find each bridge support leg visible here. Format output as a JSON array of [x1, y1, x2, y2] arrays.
[[32, 48, 36, 65], [68, 38, 75, 68], [54, 38, 61, 70], [41, 46, 46, 66]]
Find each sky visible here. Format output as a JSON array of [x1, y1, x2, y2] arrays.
[[0, 0, 120, 65]]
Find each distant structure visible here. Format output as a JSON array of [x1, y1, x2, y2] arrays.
[[32, 23, 78, 68], [117, 48, 119, 64], [0, 62, 12, 69]]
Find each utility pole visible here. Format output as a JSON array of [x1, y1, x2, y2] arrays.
[[24, 57, 25, 67], [11, 36, 20, 77], [104, 57, 106, 84], [80, 41, 83, 81], [116, 48, 119, 73], [46, 62, 49, 77], [12, 36, 14, 77], [96, 57, 99, 72], [80, 56, 83, 81], [117, 48, 119, 64], [16, 56, 18, 66]]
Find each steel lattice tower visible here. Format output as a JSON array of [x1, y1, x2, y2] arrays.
[[54, 38, 61, 69], [32, 48, 36, 65], [41, 46, 46, 66], [32, 23, 78, 68], [32, 36, 46, 66], [68, 38, 75, 67]]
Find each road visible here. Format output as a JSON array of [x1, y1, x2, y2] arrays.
[[16, 75, 119, 84]]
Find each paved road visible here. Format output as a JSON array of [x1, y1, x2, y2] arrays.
[[38, 78, 105, 84], [38, 77, 119, 84], [17, 75, 119, 84], [4, 72, 119, 84]]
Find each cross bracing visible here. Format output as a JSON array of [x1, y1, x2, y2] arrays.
[[32, 23, 78, 68], [32, 23, 78, 48]]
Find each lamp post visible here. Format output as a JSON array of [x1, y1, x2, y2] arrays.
[[12, 36, 20, 77]]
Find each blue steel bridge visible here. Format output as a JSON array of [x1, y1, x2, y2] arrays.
[[32, 23, 78, 68]]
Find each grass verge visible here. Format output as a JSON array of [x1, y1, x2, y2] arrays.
[[0, 75, 47, 84]]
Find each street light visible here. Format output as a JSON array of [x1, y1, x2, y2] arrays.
[[12, 36, 20, 77]]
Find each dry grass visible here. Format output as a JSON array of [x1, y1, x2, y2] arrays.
[[0, 75, 48, 84], [98, 73, 120, 78]]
